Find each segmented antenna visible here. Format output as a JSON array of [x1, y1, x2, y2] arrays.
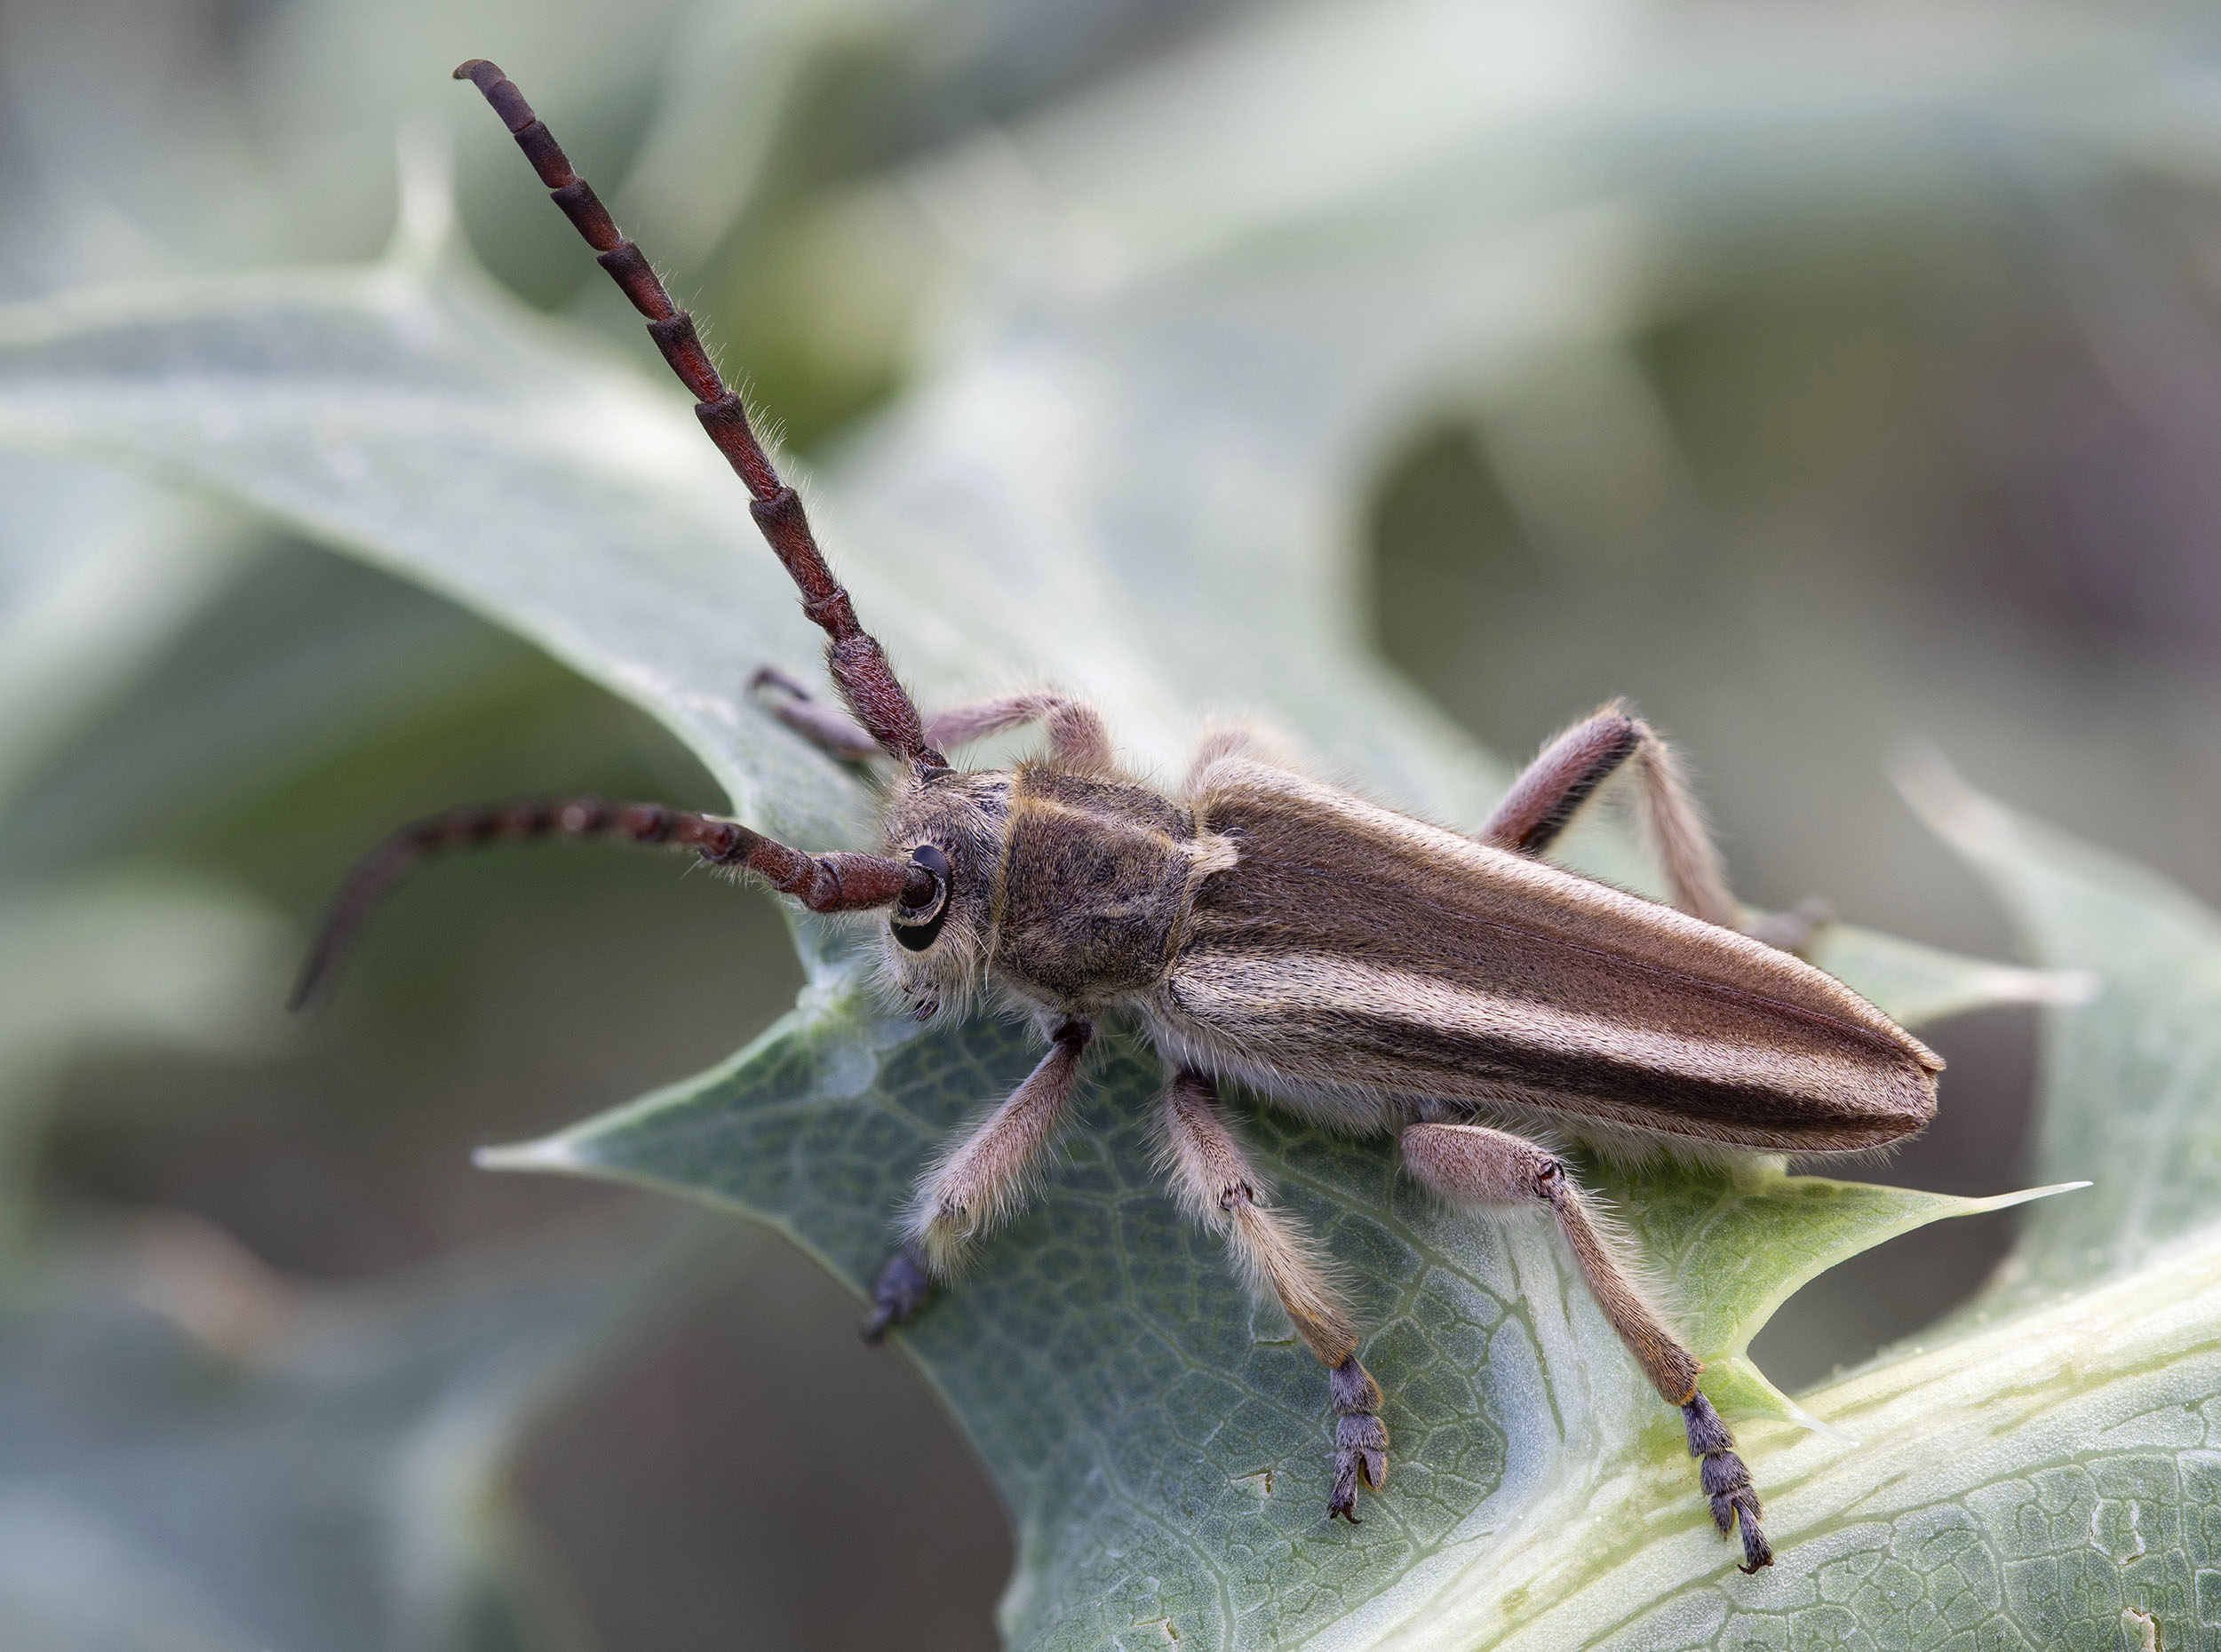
[[453, 59, 944, 771], [290, 796, 933, 1010]]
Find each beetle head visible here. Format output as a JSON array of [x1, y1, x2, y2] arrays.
[[878, 768, 1010, 1019]]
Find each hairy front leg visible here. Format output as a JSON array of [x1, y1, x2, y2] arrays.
[[1160, 1071, 1388, 1521], [862, 1019, 1092, 1341], [754, 671, 1112, 770], [925, 694, 1112, 771], [1401, 1121, 1771, 1571]]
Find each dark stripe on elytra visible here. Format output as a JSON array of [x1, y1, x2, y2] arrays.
[[1182, 981, 1876, 1137]]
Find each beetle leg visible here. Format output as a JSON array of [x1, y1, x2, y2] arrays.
[[1160, 1070, 1387, 1522], [1480, 702, 1741, 931], [752, 670, 1112, 770], [1743, 894, 1834, 955], [926, 694, 1112, 771], [861, 1243, 935, 1345], [864, 1020, 1092, 1342], [1400, 1121, 1773, 1572], [1179, 721, 1300, 793], [751, 666, 883, 761], [907, 1019, 1091, 1274]]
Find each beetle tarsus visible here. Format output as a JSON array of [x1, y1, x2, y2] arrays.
[[862, 1243, 935, 1343], [1684, 1391, 1772, 1571], [1328, 1355, 1389, 1521]]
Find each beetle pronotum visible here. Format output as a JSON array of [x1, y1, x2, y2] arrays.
[[296, 60, 1953, 1574]]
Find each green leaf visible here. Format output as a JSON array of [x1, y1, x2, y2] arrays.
[[0, 453, 244, 821], [1393, 1221, 2221, 1652], [485, 963, 2090, 1650], [0, 147, 1596, 842], [1605, 1159, 2081, 1434], [0, 157, 2125, 1652]]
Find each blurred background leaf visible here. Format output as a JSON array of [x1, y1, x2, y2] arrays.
[[0, 1212, 722, 1652]]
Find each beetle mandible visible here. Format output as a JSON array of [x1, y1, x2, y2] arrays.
[[298, 60, 1951, 1574]]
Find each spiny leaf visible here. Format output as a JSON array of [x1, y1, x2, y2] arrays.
[[1609, 1161, 2083, 1434], [1389, 1221, 2221, 1652], [0, 184, 2099, 1652], [482, 949, 2075, 1650], [0, 252, 868, 850]]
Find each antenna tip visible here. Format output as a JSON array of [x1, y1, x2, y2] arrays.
[[284, 964, 324, 1015], [451, 60, 537, 134]]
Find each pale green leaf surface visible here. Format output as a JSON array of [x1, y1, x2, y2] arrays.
[[0, 181, 2131, 1651], [1596, 1160, 2082, 1436], [0, 152, 1662, 842], [0, 244, 1505, 850], [0, 251, 871, 849], [1415, 1220, 2221, 1652]]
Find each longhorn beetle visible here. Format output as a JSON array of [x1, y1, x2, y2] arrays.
[[297, 59, 1949, 1574]]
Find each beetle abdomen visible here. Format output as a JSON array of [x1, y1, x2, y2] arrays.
[[1163, 760, 1938, 1154]]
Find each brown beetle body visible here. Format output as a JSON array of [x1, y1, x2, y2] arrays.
[[888, 747, 1937, 1158], [295, 62, 1965, 1575], [862, 711, 1938, 1569]]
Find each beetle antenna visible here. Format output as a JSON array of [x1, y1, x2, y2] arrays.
[[291, 796, 936, 1010], [452, 59, 945, 772]]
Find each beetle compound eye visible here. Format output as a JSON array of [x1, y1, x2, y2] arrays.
[[891, 844, 951, 951]]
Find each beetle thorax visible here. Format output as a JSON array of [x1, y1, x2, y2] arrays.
[[879, 764, 1230, 1018]]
